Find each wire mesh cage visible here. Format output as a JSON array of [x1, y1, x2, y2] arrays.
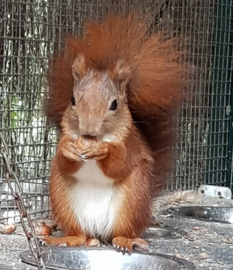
[[0, 0, 232, 225]]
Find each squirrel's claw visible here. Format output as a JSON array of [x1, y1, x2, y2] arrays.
[[113, 244, 130, 255], [61, 141, 80, 162], [39, 238, 50, 247], [78, 143, 109, 160], [112, 236, 149, 255], [78, 154, 87, 162], [112, 236, 133, 255]]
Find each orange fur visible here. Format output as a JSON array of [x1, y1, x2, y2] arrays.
[[46, 15, 185, 127], [44, 14, 187, 250], [49, 161, 84, 237], [112, 237, 149, 253]]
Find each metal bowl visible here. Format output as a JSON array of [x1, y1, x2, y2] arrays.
[[20, 247, 196, 270], [165, 206, 233, 223], [144, 225, 185, 239]]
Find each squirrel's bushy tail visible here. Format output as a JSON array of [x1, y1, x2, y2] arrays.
[[46, 14, 188, 194]]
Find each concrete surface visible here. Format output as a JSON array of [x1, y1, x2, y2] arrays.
[[1, 191, 233, 270]]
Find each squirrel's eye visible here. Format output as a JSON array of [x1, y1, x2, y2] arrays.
[[71, 96, 76, 106], [110, 99, 117, 111]]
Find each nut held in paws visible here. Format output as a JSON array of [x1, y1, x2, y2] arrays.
[[77, 136, 97, 150]]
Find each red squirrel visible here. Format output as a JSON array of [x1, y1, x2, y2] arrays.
[[44, 15, 187, 253]]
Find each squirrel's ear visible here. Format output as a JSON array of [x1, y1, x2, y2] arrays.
[[72, 54, 87, 83], [111, 60, 131, 92]]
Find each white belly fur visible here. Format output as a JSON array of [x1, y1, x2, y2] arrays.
[[69, 160, 121, 239]]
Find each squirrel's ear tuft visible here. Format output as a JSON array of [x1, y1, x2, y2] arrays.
[[72, 54, 87, 83], [111, 60, 131, 92]]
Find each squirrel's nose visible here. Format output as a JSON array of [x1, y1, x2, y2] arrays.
[[79, 127, 97, 138], [81, 135, 96, 140], [79, 117, 100, 137]]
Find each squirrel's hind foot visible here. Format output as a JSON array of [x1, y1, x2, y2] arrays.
[[86, 238, 101, 247], [112, 236, 149, 254], [42, 235, 86, 247]]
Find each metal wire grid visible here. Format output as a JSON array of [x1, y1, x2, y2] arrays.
[[0, 0, 58, 223], [0, 0, 232, 224], [150, 0, 216, 190], [154, 0, 232, 192], [206, 0, 233, 190], [0, 0, 144, 224]]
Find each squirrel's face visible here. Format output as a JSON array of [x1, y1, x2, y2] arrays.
[[63, 55, 132, 141]]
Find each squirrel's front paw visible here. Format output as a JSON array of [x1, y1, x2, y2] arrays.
[[78, 140, 109, 161], [61, 141, 80, 162]]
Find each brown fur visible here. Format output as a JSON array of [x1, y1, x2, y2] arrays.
[[44, 14, 187, 250], [46, 14, 186, 193], [99, 125, 154, 238], [46, 15, 185, 124]]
